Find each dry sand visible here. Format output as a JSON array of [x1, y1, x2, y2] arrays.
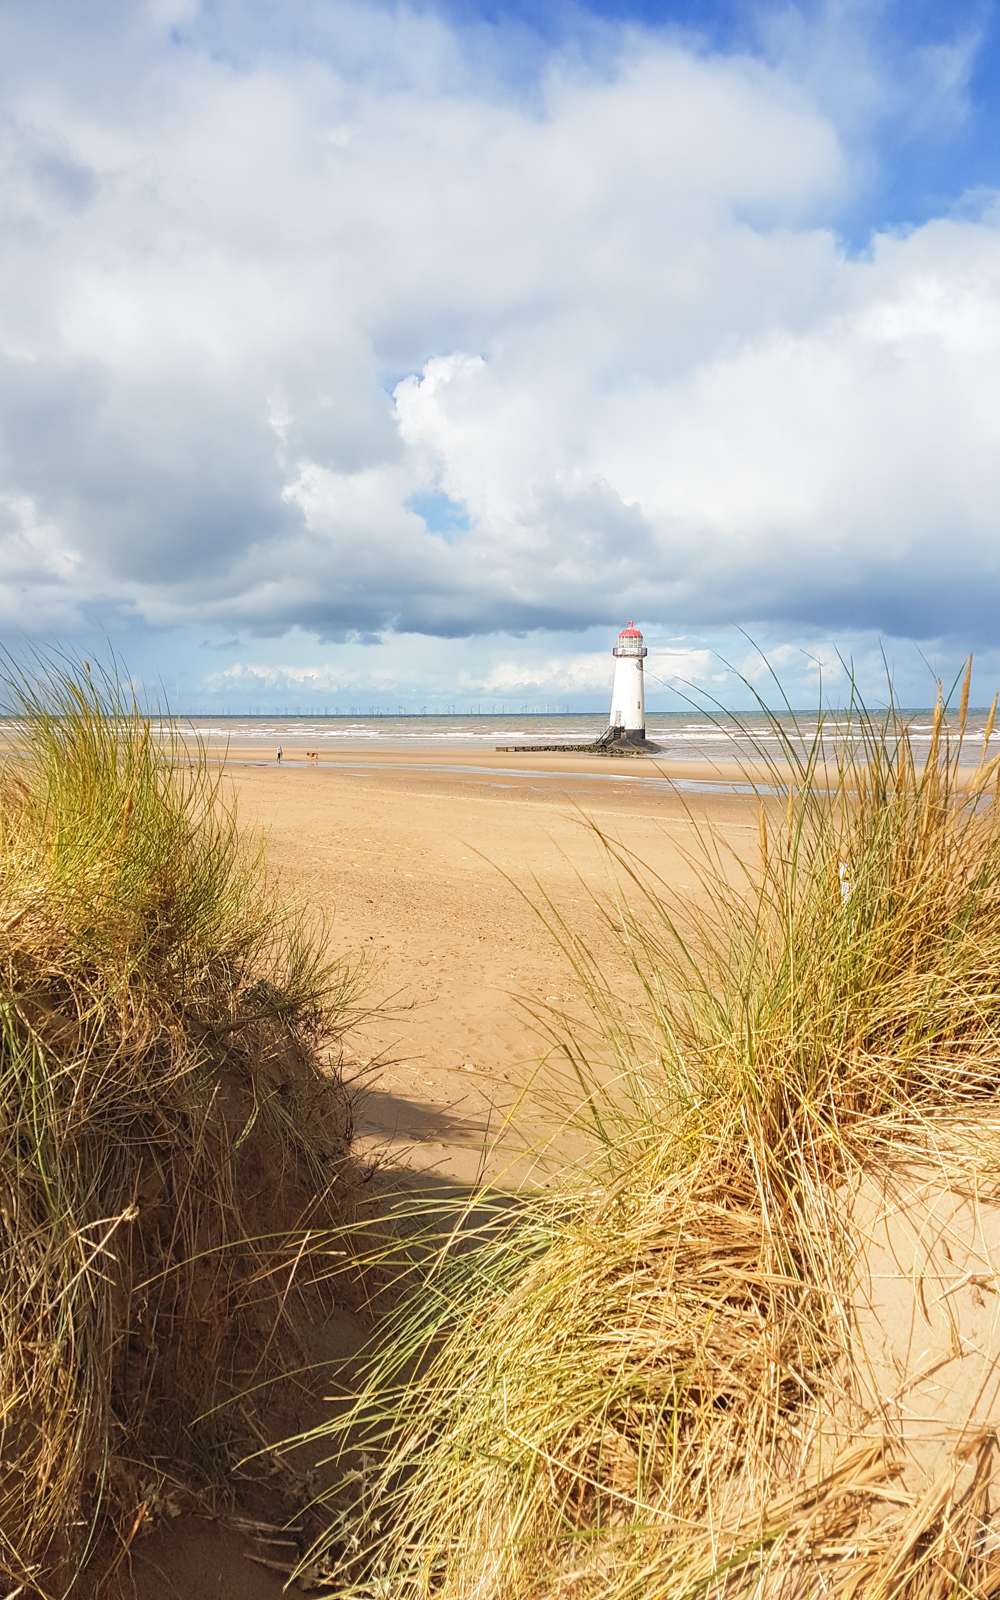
[[221, 748, 758, 1185]]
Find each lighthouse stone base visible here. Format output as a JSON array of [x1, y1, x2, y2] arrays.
[[495, 726, 662, 756]]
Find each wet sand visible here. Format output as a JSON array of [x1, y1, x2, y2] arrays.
[[204, 740, 831, 790]]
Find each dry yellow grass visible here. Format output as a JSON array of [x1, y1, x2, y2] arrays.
[[296, 661, 1000, 1598], [0, 660, 365, 1596]]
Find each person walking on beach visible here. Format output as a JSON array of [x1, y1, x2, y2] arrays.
[[276, 745, 282, 764]]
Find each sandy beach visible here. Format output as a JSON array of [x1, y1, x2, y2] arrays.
[[223, 749, 759, 1186]]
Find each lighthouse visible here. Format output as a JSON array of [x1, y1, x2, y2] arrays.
[[495, 619, 658, 755], [609, 622, 647, 742]]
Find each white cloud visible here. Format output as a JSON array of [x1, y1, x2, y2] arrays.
[[0, 0, 996, 672]]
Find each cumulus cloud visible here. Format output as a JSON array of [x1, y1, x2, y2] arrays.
[[0, 0, 995, 662]]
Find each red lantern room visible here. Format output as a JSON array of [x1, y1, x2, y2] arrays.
[[612, 621, 647, 659]]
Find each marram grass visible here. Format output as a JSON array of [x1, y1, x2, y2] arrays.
[[299, 662, 1000, 1598], [0, 660, 364, 1596]]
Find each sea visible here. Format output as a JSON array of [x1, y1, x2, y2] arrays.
[[158, 709, 999, 765]]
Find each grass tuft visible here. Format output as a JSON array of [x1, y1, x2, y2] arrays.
[[0, 658, 365, 1595]]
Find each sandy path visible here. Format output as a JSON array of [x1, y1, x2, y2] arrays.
[[224, 755, 756, 1186]]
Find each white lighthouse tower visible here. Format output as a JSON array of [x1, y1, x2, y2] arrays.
[[609, 622, 647, 742]]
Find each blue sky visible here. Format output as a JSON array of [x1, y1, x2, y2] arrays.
[[1, 0, 1000, 710]]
